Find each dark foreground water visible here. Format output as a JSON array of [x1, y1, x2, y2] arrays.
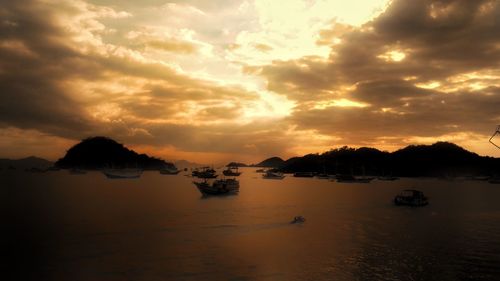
[[4, 168, 500, 281]]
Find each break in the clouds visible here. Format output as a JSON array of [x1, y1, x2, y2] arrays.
[[0, 0, 499, 163]]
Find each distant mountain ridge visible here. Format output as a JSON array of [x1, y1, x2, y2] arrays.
[[252, 157, 285, 168], [226, 162, 248, 167], [55, 137, 175, 170], [257, 142, 500, 177], [0, 156, 53, 170], [174, 159, 204, 169]]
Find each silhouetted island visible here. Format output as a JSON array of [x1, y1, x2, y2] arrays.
[[226, 162, 248, 167], [259, 142, 500, 177], [0, 156, 53, 170], [55, 137, 176, 170], [252, 157, 285, 168]]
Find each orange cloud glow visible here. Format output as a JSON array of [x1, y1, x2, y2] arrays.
[[1, 0, 499, 164]]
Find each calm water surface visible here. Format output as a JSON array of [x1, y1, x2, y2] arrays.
[[4, 168, 500, 281]]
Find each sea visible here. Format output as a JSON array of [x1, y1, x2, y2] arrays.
[[4, 167, 500, 281]]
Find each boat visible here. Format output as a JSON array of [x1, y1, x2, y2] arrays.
[[102, 168, 142, 179], [222, 166, 241, 176], [315, 173, 331, 179], [290, 216, 306, 224], [262, 170, 285, 179], [159, 166, 181, 175], [192, 167, 218, 178], [69, 168, 87, 175], [357, 176, 375, 182], [193, 178, 239, 195], [470, 175, 489, 181], [255, 168, 267, 173], [377, 176, 399, 181], [488, 176, 500, 184], [25, 167, 46, 173], [293, 172, 315, 177], [394, 189, 428, 206], [336, 174, 373, 183]]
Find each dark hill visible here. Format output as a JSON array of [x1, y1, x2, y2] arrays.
[[253, 157, 285, 168], [175, 160, 203, 169], [226, 162, 247, 167], [278, 142, 500, 177], [0, 156, 53, 170], [55, 137, 174, 170]]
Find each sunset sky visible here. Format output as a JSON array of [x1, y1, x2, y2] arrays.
[[1, 0, 500, 164]]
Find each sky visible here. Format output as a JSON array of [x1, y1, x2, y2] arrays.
[[1, 0, 500, 164]]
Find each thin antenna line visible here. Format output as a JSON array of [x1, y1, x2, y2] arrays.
[[489, 125, 500, 149]]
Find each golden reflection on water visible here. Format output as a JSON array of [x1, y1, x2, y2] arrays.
[[4, 168, 500, 280]]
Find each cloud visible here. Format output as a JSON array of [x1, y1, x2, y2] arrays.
[[0, 0, 287, 162], [0, 1, 95, 137], [1, 0, 499, 162], [256, 0, 500, 153]]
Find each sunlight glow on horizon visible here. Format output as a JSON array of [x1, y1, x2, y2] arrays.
[[1, 0, 499, 163]]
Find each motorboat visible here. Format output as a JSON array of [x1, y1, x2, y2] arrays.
[[262, 170, 285, 179], [471, 176, 490, 181], [69, 168, 87, 175], [377, 176, 399, 181], [488, 176, 500, 184], [394, 189, 428, 206], [293, 172, 315, 177], [159, 166, 181, 175], [25, 167, 46, 173], [102, 168, 142, 179], [315, 173, 331, 179], [192, 167, 218, 178], [222, 166, 241, 176], [290, 216, 306, 224], [336, 174, 373, 183], [193, 178, 239, 196]]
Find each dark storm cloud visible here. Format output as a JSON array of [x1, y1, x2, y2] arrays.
[[260, 0, 500, 141], [0, 1, 94, 137], [0, 0, 259, 149], [260, 57, 339, 101], [262, 0, 500, 96], [290, 87, 500, 144], [2, 0, 499, 160], [350, 79, 434, 107], [367, 0, 500, 79]]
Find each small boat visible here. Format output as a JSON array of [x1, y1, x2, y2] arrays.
[[69, 168, 87, 175], [159, 166, 181, 175], [377, 176, 399, 181], [255, 168, 267, 173], [336, 174, 373, 183], [488, 176, 500, 184], [471, 176, 490, 181], [192, 167, 218, 178], [102, 168, 142, 179], [290, 216, 306, 224], [25, 167, 46, 173], [262, 170, 285, 179], [394, 189, 428, 206], [293, 172, 315, 177], [356, 176, 375, 183], [223, 166, 241, 176], [193, 178, 239, 195], [47, 166, 61, 171], [315, 173, 331, 179]]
